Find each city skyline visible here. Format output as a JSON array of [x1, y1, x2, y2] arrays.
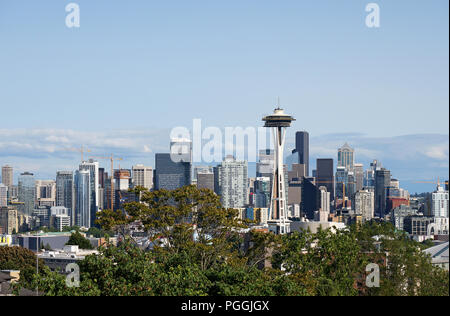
[[0, 129, 447, 193]]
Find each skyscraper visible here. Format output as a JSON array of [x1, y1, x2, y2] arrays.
[[79, 160, 99, 224], [365, 160, 381, 187], [301, 178, 320, 220], [256, 149, 274, 178], [254, 177, 271, 208], [375, 168, 391, 217], [18, 172, 35, 216], [56, 171, 74, 225], [0, 184, 7, 207], [215, 155, 248, 209], [197, 172, 215, 192], [337, 143, 354, 170], [155, 153, 191, 191], [132, 165, 153, 190], [354, 163, 364, 192], [316, 158, 334, 200], [1, 165, 13, 189], [74, 170, 91, 228], [293, 131, 309, 177]]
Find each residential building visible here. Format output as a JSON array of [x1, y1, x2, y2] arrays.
[[353, 189, 375, 222], [132, 165, 153, 190], [214, 156, 248, 209]]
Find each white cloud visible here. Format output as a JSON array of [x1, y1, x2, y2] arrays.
[[424, 145, 449, 160]]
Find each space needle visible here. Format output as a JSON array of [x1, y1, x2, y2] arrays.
[[262, 104, 295, 235]]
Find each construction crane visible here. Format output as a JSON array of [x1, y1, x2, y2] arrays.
[[64, 145, 91, 162], [89, 154, 123, 211], [414, 177, 444, 186]]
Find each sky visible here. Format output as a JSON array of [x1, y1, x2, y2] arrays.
[[0, 0, 448, 192]]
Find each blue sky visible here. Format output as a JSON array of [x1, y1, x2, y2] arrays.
[[0, 0, 448, 192]]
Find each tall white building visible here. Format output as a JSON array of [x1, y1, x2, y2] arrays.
[[354, 189, 375, 222], [132, 165, 153, 190], [215, 156, 248, 209], [432, 185, 449, 235], [319, 186, 331, 214]]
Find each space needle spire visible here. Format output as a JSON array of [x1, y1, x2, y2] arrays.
[[262, 104, 295, 234]]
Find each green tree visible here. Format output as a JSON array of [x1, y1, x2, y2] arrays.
[[66, 231, 94, 250], [0, 246, 44, 285]]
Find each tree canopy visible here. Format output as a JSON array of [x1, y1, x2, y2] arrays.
[[13, 186, 449, 296]]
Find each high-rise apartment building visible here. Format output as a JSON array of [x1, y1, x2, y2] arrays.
[[337, 143, 354, 170], [293, 131, 309, 177], [132, 165, 153, 190], [354, 189, 375, 222], [18, 172, 35, 216], [215, 156, 248, 209], [432, 185, 449, 235], [0, 207, 18, 235]]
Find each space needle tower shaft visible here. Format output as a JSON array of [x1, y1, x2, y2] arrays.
[[262, 106, 295, 235]]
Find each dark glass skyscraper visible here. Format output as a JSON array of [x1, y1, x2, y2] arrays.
[[375, 168, 391, 217], [56, 171, 74, 225], [301, 178, 320, 220], [316, 159, 334, 200], [293, 132, 309, 177], [155, 153, 191, 191]]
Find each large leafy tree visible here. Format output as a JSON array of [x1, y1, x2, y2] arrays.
[[66, 231, 94, 250], [97, 185, 248, 271], [0, 246, 45, 285]]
